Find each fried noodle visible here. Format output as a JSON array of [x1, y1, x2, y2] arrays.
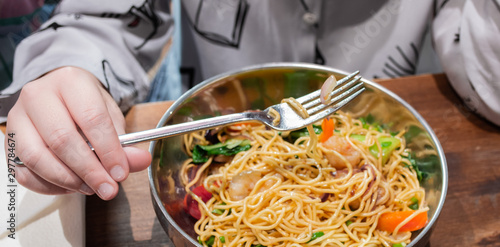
[[181, 109, 427, 247]]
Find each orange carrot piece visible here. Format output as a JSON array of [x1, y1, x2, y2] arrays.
[[377, 210, 428, 232], [232, 122, 261, 127], [319, 118, 335, 143]]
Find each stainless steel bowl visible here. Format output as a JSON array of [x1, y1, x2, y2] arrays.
[[148, 63, 448, 247]]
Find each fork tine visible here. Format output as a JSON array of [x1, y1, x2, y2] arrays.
[[302, 75, 362, 110], [295, 70, 360, 105], [304, 86, 365, 125], [306, 80, 364, 116]]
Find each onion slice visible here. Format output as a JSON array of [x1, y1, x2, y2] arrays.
[[320, 75, 338, 104]]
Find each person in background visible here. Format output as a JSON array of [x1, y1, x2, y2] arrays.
[[1, 0, 499, 200]]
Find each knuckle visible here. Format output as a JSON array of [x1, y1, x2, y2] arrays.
[[57, 172, 79, 189], [81, 167, 99, 184], [47, 128, 73, 154], [82, 108, 110, 128], [6, 105, 21, 124], [98, 145, 123, 166], [18, 146, 43, 171], [19, 82, 40, 100], [15, 167, 29, 186]]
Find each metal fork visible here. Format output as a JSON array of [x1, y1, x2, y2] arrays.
[[118, 70, 363, 145], [13, 71, 363, 165]]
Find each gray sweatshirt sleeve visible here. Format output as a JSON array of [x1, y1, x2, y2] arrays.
[[433, 0, 500, 126], [1, 0, 173, 113]]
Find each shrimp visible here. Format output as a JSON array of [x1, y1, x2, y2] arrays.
[[228, 170, 262, 201], [322, 135, 361, 169], [258, 173, 284, 193]]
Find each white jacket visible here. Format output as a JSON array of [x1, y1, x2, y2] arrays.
[[1, 0, 499, 125]]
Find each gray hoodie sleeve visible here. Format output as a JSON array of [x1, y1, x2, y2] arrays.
[[1, 0, 173, 113]]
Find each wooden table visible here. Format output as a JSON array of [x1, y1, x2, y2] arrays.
[[85, 74, 500, 247]]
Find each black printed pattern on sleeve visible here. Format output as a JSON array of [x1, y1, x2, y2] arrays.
[[100, 0, 163, 50], [378, 43, 419, 78], [102, 60, 138, 108], [188, 0, 249, 48]]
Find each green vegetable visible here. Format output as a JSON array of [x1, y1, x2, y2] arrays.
[[287, 125, 322, 143], [198, 235, 216, 246], [205, 235, 215, 246], [349, 134, 366, 143], [346, 220, 353, 226], [350, 135, 401, 164], [250, 244, 265, 247], [211, 202, 229, 215], [393, 243, 406, 247], [211, 208, 224, 215], [410, 197, 418, 204], [381, 141, 392, 147], [219, 236, 225, 243], [403, 152, 430, 182], [359, 114, 383, 132], [403, 125, 424, 143], [409, 197, 419, 210], [307, 231, 325, 243], [371, 136, 400, 164], [193, 139, 252, 163]]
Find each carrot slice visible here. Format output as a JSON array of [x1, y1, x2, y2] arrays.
[[319, 118, 335, 143], [232, 122, 261, 127], [377, 210, 428, 232]]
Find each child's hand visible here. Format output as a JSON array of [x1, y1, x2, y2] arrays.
[[6, 66, 151, 200]]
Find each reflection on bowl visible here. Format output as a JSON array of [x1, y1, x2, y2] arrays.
[[148, 63, 448, 247]]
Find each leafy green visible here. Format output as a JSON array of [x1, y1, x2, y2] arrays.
[[359, 114, 395, 132], [307, 231, 325, 243], [350, 135, 400, 164], [205, 235, 215, 246], [211, 202, 230, 215], [192, 139, 252, 163], [287, 125, 322, 142], [409, 197, 419, 210], [403, 152, 430, 182], [219, 236, 225, 243], [211, 208, 224, 215], [359, 114, 383, 132], [393, 243, 406, 247], [403, 125, 424, 143]]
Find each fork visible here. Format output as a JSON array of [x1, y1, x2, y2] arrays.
[[13, 71, 363, 165], [117, 70, 363, 144]]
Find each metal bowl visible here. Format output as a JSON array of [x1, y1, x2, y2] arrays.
[[148, 63, 448, 247]]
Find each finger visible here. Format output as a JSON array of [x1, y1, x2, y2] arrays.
[[60, 69, 129, 183], [22, 82, 118, 200], [123, 146, 152, 173], [99, 87, 151, 172], [7, 104, 95, 195], [15, 166, 76, 195], [101, 85, 126, 135]]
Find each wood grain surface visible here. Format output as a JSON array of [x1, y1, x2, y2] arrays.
[[85, 74, 500, 247]]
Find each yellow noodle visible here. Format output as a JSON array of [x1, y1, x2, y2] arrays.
[[181, 110, 427, 247]]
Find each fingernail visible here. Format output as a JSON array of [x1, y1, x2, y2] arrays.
[[110, 165, 125, 181], [97, 183, 114, 200], [79, 183, 95, 195]]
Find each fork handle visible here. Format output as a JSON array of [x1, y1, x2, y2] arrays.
[[119, 112, 256, 146], [12, 113, 256, 166], [18, 111, 267, 164]]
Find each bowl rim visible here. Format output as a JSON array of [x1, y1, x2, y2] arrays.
[[147, 62, 448, 246]]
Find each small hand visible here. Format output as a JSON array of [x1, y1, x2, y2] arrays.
[[6, 66, 151, 200]]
